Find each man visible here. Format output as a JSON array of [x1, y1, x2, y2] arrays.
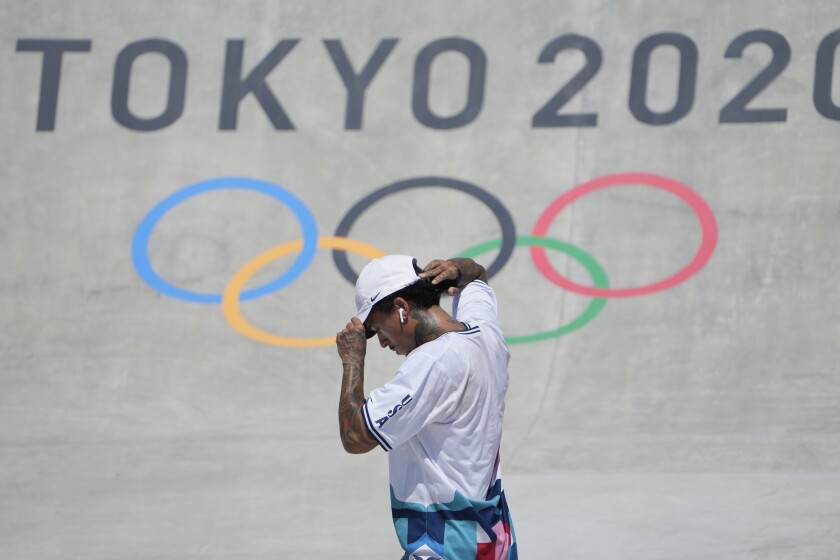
[[336, 255, 517, 560]]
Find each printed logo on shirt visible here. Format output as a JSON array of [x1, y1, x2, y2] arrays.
[[376, 394, 412, 428]]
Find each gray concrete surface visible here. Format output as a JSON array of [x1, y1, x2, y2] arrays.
[[2, 1, 839, 558]]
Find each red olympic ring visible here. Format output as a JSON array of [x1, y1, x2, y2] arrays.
[[530, 172, 718, 298]]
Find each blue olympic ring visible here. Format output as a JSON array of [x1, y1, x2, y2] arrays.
[[131, 177, 319, 303]]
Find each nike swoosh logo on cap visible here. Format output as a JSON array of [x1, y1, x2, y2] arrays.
[[370, 291, 381, 302]]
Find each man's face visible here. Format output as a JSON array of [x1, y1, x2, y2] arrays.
[[365, 306, 415, 356]]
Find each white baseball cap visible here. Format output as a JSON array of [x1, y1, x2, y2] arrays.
[[355, 255, 421, 338]]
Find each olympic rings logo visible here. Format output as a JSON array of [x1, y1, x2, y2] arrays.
[[131, 173, 718, 348]]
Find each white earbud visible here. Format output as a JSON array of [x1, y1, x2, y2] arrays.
[[399, 308, 406, 323]]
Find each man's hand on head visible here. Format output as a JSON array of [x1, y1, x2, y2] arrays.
[[336, 317, 367, 365], [419, 258, 487, 294], [419, 259, 462, 295]]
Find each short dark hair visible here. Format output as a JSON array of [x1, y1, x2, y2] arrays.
[[371, 278, 443, 316]]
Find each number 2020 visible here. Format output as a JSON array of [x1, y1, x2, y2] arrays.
[[532, 28, 840, 126]]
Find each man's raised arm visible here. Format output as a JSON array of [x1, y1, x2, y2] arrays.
[[336, 317, 378, 454]]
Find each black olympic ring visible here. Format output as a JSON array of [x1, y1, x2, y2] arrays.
[[332, 176, 517, 284]]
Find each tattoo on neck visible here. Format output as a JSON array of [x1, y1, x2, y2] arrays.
[[412, 308, 448, 347]]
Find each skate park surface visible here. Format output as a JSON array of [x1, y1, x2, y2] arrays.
[[2, 1, 839, 558]]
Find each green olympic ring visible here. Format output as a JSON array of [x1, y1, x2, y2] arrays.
[[454, 235, 609, 344]]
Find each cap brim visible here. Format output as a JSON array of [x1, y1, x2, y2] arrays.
[[354, 308, 377, 339]]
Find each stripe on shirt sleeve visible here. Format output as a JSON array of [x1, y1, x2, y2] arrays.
[[363, 399, 392, 451], [455, 323, 481, 336]]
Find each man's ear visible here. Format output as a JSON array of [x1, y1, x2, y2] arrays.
[[393, 296, 410, 315]]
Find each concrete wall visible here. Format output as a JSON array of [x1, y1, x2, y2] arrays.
[[2, 1, 839, 558]]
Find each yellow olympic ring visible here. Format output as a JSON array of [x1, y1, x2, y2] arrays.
[[222, 236, 386, 348]]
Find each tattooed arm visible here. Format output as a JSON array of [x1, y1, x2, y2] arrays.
[[336, 317, 379, 454]]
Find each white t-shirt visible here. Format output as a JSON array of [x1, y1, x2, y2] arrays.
[[363, 280, 517, 560]]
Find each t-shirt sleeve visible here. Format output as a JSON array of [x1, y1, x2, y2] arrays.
[[362, 348, 460, 452], [452, 280, 499, 327]]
